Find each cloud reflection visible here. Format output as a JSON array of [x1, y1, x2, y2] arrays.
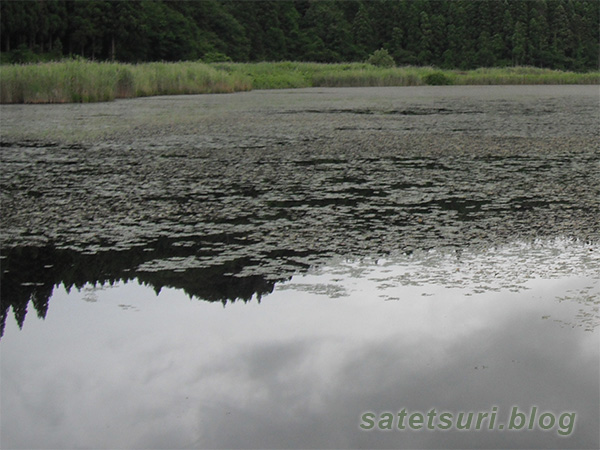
[[1, 257, 598, 449]]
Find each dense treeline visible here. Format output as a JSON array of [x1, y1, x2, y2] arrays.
[[1, 0, 598, 71]]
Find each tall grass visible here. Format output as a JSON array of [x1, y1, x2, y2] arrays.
[[1, 60, 598, 104], [219, 61, 313, 89], [219, 62, 428, 88], [226, 62, 598, 87], [130, 62, 251, 97], [221, 62, 599, 88], [454, 66, 600, 85], [309, 65, 428, 87], [0, 60, 251, 103], [1, 60, 116, 103]]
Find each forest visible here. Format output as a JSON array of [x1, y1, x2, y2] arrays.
[[1, 0, 599, 71]]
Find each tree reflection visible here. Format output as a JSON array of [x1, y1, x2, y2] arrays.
[[0, 243, 297, 338]]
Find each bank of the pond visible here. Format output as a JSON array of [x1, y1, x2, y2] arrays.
[[1, 61, 599, 104]]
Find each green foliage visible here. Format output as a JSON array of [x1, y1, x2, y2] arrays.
[[228, 62, 311, 89], [352, 3, 376, 57], [202, 52, 232, 63], [0, 61, 251, 104], [0, 1, 599, 71], [3, 62, 597, 104], [423, 72, 453, 86], [367, 49, 395, 68], [9, 44, 39, 64]]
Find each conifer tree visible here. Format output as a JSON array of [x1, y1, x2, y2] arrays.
[[352, 3, 376, 58]]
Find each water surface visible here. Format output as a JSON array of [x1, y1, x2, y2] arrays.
[[1, 86, 599, 449]]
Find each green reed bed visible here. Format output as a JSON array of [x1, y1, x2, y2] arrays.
[[219, 61, 313, 89], [222, 62, 599, 89], [0, 61, 116, 103], [309, 65, 428, 87], [130, 62, 251, 97], [222, 62, 426, 88], [1, 60, 597, 104], [454, 67, 600, 85], [185, 62, 600, 90], [0, 60, 251, 103]]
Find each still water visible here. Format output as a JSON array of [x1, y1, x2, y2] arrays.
[[1, 86, 599, 448]]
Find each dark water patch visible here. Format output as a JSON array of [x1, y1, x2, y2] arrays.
[[159, 152, 189, 159], [294, 158, 348, 166], [282, 108, 375, 115], [509, 197, 567, 211], [387, 156, 453, 169], [335, 126, 384, 131], [281, 106, 481, 116], [420, 197, 490, 220], [266, 196, 363, 208], [342, 187, 389, 197], [383, 107, 455, 115], [390, 181, 435, 189], [0, 139, 63, 149], [328, 175, 369, 184]]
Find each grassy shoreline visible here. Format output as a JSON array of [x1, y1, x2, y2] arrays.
[[1, 60, 598, 104]]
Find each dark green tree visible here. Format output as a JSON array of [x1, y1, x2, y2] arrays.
[[477, 31, 494, 67], [417, 11, 433, 65], [301, 1, 354, 61], [512, 21, 527, 65], [352, 3, 376, 58], [550, 2, 573, 69], [528, 9, 551, 67]]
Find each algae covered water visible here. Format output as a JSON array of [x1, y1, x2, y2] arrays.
[[1, 86, 599, 448]]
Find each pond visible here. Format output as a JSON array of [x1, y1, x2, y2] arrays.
[[1, 86, 599, 449]]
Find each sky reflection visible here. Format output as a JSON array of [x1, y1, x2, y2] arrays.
[[1, 245, 598, 449]]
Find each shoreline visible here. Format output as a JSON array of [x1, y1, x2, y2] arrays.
[[1, 61, 599, 104]]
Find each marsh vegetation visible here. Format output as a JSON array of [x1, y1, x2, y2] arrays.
[[1, 60, 599, 104]]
